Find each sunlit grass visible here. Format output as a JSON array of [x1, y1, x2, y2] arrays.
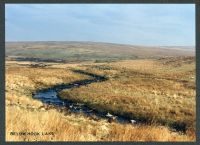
[[60, 57, 196, 132], [6, 57, 196, 141]]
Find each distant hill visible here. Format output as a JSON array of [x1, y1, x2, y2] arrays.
[[159, 46, 195, 51], [6, 41, 195, 62]]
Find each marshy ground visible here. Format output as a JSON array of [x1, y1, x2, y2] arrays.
[[6, 56, 196, 141]]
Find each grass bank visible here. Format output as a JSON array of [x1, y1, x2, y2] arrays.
[[59, 57, 196, 132], [6, 59, 195, 141]]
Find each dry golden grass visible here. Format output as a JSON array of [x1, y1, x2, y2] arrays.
[[6, 58, 196, 141], [106, 123, 195, 141], [6, 61, 90, 97], [6, 97, 195, 141], [6, 101, 195, 142], [6, 94, 195, 141], [60, 57, 196, 132], [6, 103, 110, 141], [6, 61, 108, 141]]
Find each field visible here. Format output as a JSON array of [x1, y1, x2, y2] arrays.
[[5, 42, 196, 141]]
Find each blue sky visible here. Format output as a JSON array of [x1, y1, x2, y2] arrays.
[[6, 4, 195, 46]]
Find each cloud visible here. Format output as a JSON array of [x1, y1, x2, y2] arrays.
[[5, 4, 195, 46]]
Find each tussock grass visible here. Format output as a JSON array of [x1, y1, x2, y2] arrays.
[[7, 99, 194, 141], [6, 104, 110, 141], [106, 123, 195, 141], [6, 61, 90, 97], [6, 58, 196, 141], [60, 57, 196, 132]]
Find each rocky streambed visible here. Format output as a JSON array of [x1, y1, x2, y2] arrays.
[[32, 70, 135, 124]]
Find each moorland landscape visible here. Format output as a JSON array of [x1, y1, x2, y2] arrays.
[[6, 41, 196, 141]]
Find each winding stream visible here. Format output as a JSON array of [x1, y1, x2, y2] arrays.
[[32, 70, 132, 124], [32, 69, 187, 132]]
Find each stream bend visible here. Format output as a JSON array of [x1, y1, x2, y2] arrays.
[[32, 70, 131, 123]]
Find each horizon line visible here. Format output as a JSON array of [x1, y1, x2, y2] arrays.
[[5, 40, 195, 47]]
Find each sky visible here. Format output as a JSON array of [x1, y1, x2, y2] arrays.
[[5, 4, 195, 46]]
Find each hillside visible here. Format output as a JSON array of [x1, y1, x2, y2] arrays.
[[6, 41, 195, 62]]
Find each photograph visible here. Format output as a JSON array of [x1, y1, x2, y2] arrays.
[[5, 4, 196, 141]]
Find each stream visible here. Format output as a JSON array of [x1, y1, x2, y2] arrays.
[[32, 69, 187, 132], [32, 70, 132, 124]]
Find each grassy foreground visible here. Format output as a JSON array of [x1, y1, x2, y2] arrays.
[[6, 58, 196, 141]]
